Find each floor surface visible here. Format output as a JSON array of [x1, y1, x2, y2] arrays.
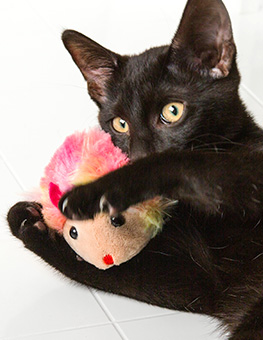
[[1, 0, 263, 339]]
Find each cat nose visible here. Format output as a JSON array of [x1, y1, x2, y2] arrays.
[[130, 150, 149, 162], [129, 135, 155, 162], [129, 145, 151, 161]]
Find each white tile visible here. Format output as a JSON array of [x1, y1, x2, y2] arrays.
[[11, 325, 122, 340], [0, 2, 99, 191], [0, 86, 98, 191], [26, 0, 184, 54], [0, 157, 24, 240], [94, 290, 173, 322], [235, 4, 263, 103], [119, 313, 226, 340], [240, 85, 263, 127], [0, 240, 110, 339]]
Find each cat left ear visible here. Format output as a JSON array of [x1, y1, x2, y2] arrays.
[[170, 0, 236, 78], [62, 30, 122, 105]]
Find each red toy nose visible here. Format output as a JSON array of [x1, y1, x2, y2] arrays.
[[103, 254, 114, 265]]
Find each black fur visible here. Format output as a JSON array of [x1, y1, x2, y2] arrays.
[[7, 0, 263, 338]]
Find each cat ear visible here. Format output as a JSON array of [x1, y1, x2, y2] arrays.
[[62, 30, 121, 105], [170, 0, 236, 78]]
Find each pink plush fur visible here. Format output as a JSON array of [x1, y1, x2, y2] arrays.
[[38, 129, 129, 232]]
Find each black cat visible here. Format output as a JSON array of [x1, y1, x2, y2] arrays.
[[7, 0, 263, 338]]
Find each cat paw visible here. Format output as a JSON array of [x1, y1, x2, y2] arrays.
[[59, 181, 121, 221], [7, 201, 47, 240]]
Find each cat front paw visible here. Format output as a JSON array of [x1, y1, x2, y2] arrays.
[[59, 180, 125, 221], [59, 183, 105, 220], [7, 201, 47, 240]]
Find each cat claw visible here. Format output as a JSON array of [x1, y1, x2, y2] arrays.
[[19, 218, 45, 235], [60, 197, 82, 220], [26, 206, 41, 217], [76, 254, 84, 261], [59, 185, 120, 220], [33, 221, 47, 231], [61, 197, 69, 214], [19, 218, 28, 234], [99, 195, 116, 216], [100, 195, 124, 227]]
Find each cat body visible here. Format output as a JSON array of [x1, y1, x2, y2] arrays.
[[7, 0, 263, 338]]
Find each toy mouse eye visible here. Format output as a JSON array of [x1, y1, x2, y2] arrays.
[[69, 226, 78, 239], [110, 214, 125, 228]]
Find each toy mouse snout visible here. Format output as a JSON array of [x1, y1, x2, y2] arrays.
[[103, 254, 114, 265]]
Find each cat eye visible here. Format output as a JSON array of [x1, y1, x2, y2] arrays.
[[161, 102, 184, 124], [69, 226, 78, 240], [112, 117, 129, 133]]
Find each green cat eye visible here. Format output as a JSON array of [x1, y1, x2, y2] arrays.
[[112, 117, 129, 133], [161, 102, 184, 124]]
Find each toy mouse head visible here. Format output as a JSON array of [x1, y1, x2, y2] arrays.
[[36, 129, 171, 270], [63, 204, 162, 270]]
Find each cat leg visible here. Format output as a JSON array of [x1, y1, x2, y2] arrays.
[[7, 201, 85, 277], [229, 298, 263, 340], [59, 149, 263, 221], [7, 202, 221, 314], [7, 202, 123, 288]]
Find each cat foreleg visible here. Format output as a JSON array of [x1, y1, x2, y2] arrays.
[[59, 149, 263, 220]]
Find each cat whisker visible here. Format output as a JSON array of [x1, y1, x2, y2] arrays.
[[251, 252, 263, 261], [189, 249, 209, 274], [186, 296, 201, 307], [186, 133, 246, 152], [184, 296, 201, 312], [222, 257, 241, 263], [190, 147, 226, 153], [188, 133, 245, 146], [148, 250, 174, 257], [251, 240, 263, 247], [252, 219, 261, 230], [208, 245, 229, 250], [251, 197, 261, 204]]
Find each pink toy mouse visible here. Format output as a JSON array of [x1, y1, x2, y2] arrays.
[[35, 128, 171, 270]]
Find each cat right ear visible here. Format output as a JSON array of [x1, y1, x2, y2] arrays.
[[62, 30, 122, 105], [169, 0, 236, 79]]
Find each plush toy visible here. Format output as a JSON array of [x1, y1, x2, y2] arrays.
[[36, 128, 171, 270]]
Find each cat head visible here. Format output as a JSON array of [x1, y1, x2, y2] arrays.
[[62, 0, 248, 160]]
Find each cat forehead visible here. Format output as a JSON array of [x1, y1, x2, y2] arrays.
[[123, 46, 169, 80]]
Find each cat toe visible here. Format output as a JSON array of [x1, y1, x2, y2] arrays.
[[7, 201, 47, 239]]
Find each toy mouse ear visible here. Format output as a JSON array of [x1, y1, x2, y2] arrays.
[[49, 182, 63, 208]]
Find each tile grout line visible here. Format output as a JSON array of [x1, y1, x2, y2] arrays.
[[240, 82, 263, 108], [112, 311, 178, 325], [0, 151, 25, 191], [1, 322, 117, 340], [90, 290, 129, 340], [25, 0, 59, 36]]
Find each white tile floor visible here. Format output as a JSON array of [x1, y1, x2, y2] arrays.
[[0, 0, 262, 339]]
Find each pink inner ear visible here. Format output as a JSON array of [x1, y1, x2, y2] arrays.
[[49, 182, 62, 207]]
